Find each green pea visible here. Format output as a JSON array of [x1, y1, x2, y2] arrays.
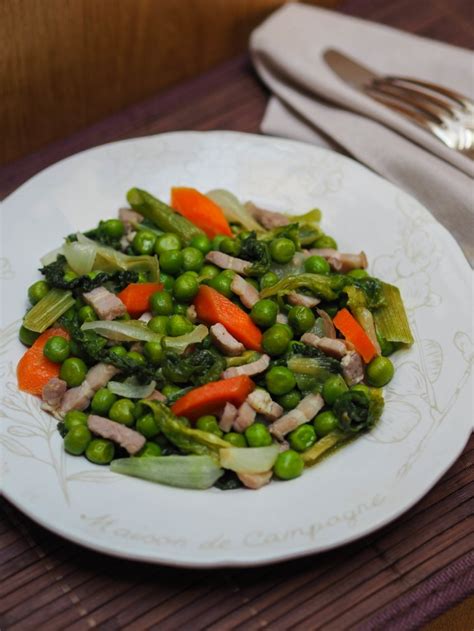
[[64, 410, 88, 432], [109, 345, 127, 358], [64, 426, 92, 456], [304, 255, 330, 275], [43, 337, 70, 365], [144, 341, 163, 365], [274, 449, 304, 480], [182, 247, 204, 272], [250, 299, 278, 328], [19, 325, 40, 347], [262, 323, 292, 356], [209, 271, 234, 298], [159, 249, 183, 275], [91, 388, 117, 415], [322, 374, 348, 405], [136, 442, 162, 458], [167, 314, 193, 337], [366, 356, 394, 387], [269, 238, 295, 264], [136, 413, 160, 438], [109, 398, 135, 426], [86, 439, 115, 465], [78, 305, 97, 323], [126, 351, 146, 366], [173, 303, 188, 316], [377, 332, 395, 357], [173, 273, 199, 302], [289, 424, 316, 451], [132, 230, 156, 255], [224, 432, 247, 447], [150, 290, 174, 316], [159, 272, 175, 292], [260, 272, 279, 290], [102, 219, 124, 239], [63, 271, 78, 283], [147, 315, 169, 335], [277, 390, 301, 410], [314, 235, 337, 250], [211, 235, 227, 250], [59, 357, 87, 387], [313, 410, 338, 437], [347, 269, 369, 279], [288, 305, 315, 335], [196, 415, 223, 437], [200, 264, 220, 280], [219, 237, 241, 257], [351, 384, 371, 397], [155, 233, 182, 255], [28, 280, 49, 305], [245, 423, 273, 447], [265, 366, 296, 396], [190, 234, 212, 255], [162, 384, 182, 398]]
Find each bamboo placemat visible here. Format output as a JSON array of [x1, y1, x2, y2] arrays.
[[1, 1, 473, 629]]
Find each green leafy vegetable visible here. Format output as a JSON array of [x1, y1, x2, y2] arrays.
[[373, 283, 414, 345], [127, 188, 204, 244], [206, 189, 264, 232], [238, 232, 271, 277], [161, 347, 225, 386], [351, 277, 385, 309], [111, 455, 224, 489], [81, 319, 163, 343], [220, 445, 279, 473], [333, 389, 384, 433], [107, 378, 156, 399], [23, 289, 75, 333], [161, 324, 208, 354], [40, 255, 139, 292], [225, 350, 261, 368], [260, 273, 348, 301]]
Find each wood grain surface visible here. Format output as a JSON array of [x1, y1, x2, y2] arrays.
[[1, 1, 473, 629], [0, 0, 337, 165]]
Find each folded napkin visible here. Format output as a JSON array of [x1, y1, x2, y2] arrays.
[[250, 4, 474, 264]]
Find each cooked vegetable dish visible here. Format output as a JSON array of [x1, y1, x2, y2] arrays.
[[17, 187, 413, 490]]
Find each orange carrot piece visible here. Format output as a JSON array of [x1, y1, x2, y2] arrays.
[[117, 282, 163, 318], [17, 328, 70, 395], [333, 308, 377, 363], [171, 375, 255, 421], [193, 285, 262, 351], [171, 187, 232, 238]]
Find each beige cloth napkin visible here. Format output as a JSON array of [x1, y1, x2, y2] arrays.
[[250, 4, 474, 264]]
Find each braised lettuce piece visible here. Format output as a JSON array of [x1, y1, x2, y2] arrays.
[[333, 389, 384, 434], [260, 273, 348, 301], [206, 189, 264, 232], [238, 232, 271, 277], [161, 348, 225, 386]]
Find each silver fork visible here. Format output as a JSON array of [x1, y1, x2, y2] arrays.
[[324, 49, 474, 157]]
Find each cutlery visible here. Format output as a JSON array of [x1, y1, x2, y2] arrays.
[[323, 48, 474, 157]]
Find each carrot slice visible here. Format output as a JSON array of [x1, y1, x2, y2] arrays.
[[17, 328, 70, 395], [193, 285, 262, 351], [171, 187, 232, 238], [117, 282, 163, 318], [333, 308, 377, 363], [171, 375, 255, 421]]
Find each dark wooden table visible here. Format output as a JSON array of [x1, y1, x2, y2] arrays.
[[1, 1, 473, 629]]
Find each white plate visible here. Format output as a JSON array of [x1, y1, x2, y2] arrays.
[[1, 131, 472, 567]]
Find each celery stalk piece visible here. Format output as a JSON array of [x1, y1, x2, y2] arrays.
[[374, 283, 414, 345], [301, 431, 347, 467], [23, 289, 75, 333]]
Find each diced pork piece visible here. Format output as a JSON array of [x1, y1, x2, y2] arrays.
[[231, 274, 260, 309], [307, 249, 368, 273], [270, 393, 324, 441], [119, 207, 143, 227], [341, 351, 365, 386], [210, 323, 245, 357], [288, 292, 320, 309], [317, 308, 336, 339], [146, 389, 166, 402], [205, 251, 251, 275], [88, 415, 145, 455], [186, 305, 197, 323], [276, 313, 288, 325], [83, 286, 127, 321], [278, 440, 290, 453], [138, 311, 152, 323], [41, 378, 68, 416], [237, 470, 272, 490], [247, 389, 283, 421], [245, 202, 289, 229], [59, 363, 119, 416], [233, 401, 256, 432], [219, 402, 238, 432], [222, 354, 270, 379], [301, 333, 347, 359]]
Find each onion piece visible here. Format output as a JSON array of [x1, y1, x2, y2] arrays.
[[219, 445, 279, 473], [161, 324, 208, 354], [206, 189, 264, 232], [108, 379, 156, 399], [63, 240, 97, 275], [40, 246, 64, 266], [81, 319, 162, 342]]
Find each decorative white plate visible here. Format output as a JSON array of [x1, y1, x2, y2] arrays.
[[1, 131, 472, 567]]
